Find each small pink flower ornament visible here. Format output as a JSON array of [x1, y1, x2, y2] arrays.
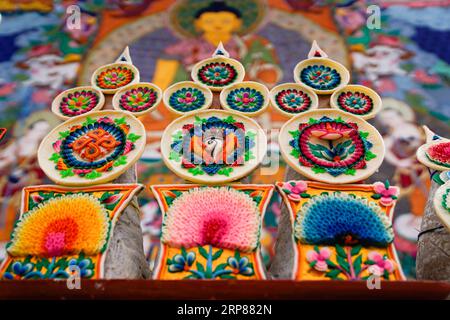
[[281, 181, 309, 202], [306, 247, 331, 272], [372, 180, 399, 206], [366, 251, 395, 276]]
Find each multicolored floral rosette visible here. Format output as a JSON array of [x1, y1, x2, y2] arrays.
[[278, 109, 385, 184], [37, 110, 146, 186], [160, 109, 267, 184], [275, 180, 405, 281], [293, 41, 349, 95], [191, 42, 245, 92], [151, 184, 273, 280], [51, 86, 105, 120], [219, 81, 269, 117], [269, 82, 319, 117], [91, 47, 140, 94], [330, 85, 382, 120], [112, 82, 162, 116], [163, 81, 213, 115]]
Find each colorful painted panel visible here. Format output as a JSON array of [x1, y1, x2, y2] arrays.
[[276, 181, 405, 281], [38, 110, 146, 186], [151, 184, 274, 280], [161, 110, 266, 184], [0, 184, 142, 279]]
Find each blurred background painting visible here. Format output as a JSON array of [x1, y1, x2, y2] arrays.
[[0, 0, 449, 279]]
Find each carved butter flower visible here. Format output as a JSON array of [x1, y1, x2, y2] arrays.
[[306, 247, 331, 272], [366, 251, 395, 276], [372, 181, 399, 206], [282, 181, 308, 202]]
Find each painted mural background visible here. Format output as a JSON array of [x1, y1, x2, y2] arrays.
[[0, 0, 449, 279]]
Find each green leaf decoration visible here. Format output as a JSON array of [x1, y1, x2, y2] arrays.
[[244, 150, 255, 161], [188, 167, 204, 176], [198, 246, 209, 259], [353, 255, 362, 276], [212, 249, 223, 261], [169, 151, 181, 161], [60, 168, 74, 178], [172, 130, 183, 140], [300, 193, 310, 198], [312, 166, 326, 174], [365, 151, 377, 161], [83, 117, 96, 126], [371, 194, 382, 200], [359, 131, 369, 139], [351, 245, 362, 256], [217, 167, 233, 176], [219, 274, 236, 279], [114, 117, 127, 125], [214, 263, 228, 272], [289, 130, 300, 138], [325, 269, 341, 279], [290, 148, 300, 158], [336, 255, 350, 274], [85, 171, 102, 180], [344, 168, 356, 175], [196, 262, 205, 273], [222, 116, 236, 124], [308, 118, 318, 124], [49, 153, 61, 163], [326, 259, 337, 268], [335, 244, 347, 258], [127, 133, 141, 142], [113, 156, 127, 167], [59, 131, 70, 139]]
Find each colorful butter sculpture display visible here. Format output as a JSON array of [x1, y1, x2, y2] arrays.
[[151, 185, 274, 280], [160, 109, 267, 184], [38, 110, 146, 186], [0, 184, 142, 279], [276, 181, 405, 281]]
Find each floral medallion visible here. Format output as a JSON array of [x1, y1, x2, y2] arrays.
[[51, 86, 105, 120], [269, 83, 318, 117], [161, 110, 266, 184], [220, 81, 269, 116], [434, 181, 450, 231], [91, 62, 140, 94], [151, 184, 274, 280], [279, 109, 384, 184], [0, 184, 142, 279], [191, 59, 245, 92], [331, 85, 382, 120], [163, 81, 212, 115], [112, 82, 162, 116], [276, 181, 405, 281], [293, 58, 349, 94], [38, 110, 146, 186]]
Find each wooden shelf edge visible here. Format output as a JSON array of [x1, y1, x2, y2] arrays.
[[0, 280, 449, 300]]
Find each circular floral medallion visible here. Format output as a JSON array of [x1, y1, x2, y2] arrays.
[[417, 139, 450, 171], [112, 82, 162, 116], [220, 81, 269, 116], [293, 58, 349, 94], [52, 86, 105, 120], [38, 110, 146, 186], [331, 85, 382, 120], [91, 63, 139, 94], [161, 110, 267, 184], [300, 65, 341, 91], [163, 81, 212, 115], [434, 181, 450, 231], [191, 57, 245, 91], [279, 109, 384, 184], [270, 83, 319, 117]]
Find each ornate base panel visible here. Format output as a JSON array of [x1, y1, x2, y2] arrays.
[[276, 181, 405, 281], [0, 184, 142, 280], [151, 184, 274, 280]]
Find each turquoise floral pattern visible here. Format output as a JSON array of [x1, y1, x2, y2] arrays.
[[226, 87, 265, 113], [275, 89, 312, 114], [300, 65, 341, 90], [337, 91, 373, 115], [169, 87, 206, 112], [197, 62, 238, 88]]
